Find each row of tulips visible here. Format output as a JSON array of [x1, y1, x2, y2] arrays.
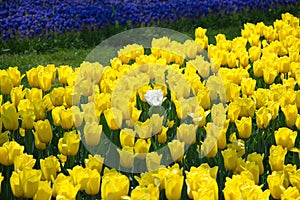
[[0, 12, 300, 199]]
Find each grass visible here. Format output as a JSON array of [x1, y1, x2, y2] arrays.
[[0, 2, 299, 72], [0, 48, 91, 74]]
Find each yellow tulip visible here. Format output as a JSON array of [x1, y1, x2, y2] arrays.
[[44, 64, 56, 83], [165, 174, 184, 200], [64, 86, 74, 107], [227, 52, 237, 68], [186, 164, 218, 199], [217, 120, 229, 150], [267, 171, 285, 199], [150, 114, 164, 135], [33, 119, 53, 143], [58, 65, 73, 84], [256, 107, 272, 129], [33, 181, 52, 200], [14, 153, 36, 172], [274, 127, 297, 150], [60, 108, 74, 130], [245, 161, 260, 184], [241, 78, 256, 96], [236, 97, 256, 118], [33, 99, 46, 120], [247, 152, 264, 175], [10, 167, 42, 198], [0, 131, 9, 146], [38, 70, 52, 91], [68, 166, 89, 191], [104, 107, 123, 130], [253, 88, 270, 108], [239, 51, 249, 68], [281, 104, 298, 127], [1, 75, 14, 94], [19, 109, 35, 130], [263, 67, 278, 85], [0, 141, 24, 166], [6, 67, 24, 86], [26, 68, 39, 88], [248, 46, 261, 62], [296, 114, 300, 130], [201, 136, 218, 158], [84, 154, 104, 173], [266, 101, 280, 120], [240, 184, 270, 200], [0, 173, 3, 192], [289, 170, 300, 193], [117, 146, 135, 169], [134, 138, 151, 159], [281, 186, 300, 200], [235, 117, 252, 139], [228, 133, 245, 157], [195, 27, 208, 48], [51, 106, 62, 126], [130, 184, 159, 200], [58, 130, 80, 156], [146, 152, 162, 172], [40, 156, 61, 181], [120, 128, 136, 147], [221, 148, 238, 171], [10, 85, 25, 107], [176, 123, 197, 145], [197, 88, 211, 110], [135, 119, 153, 139], [17, 97, 32, 112], [227, 103, 241, 122], [223, 172, 255, 200], [101, 168, 129, 200], [33, 131, 47, 150], [1, 102, 19, 131], [279, 56, 290, 73], [84, 121, 102, 146], [295, 90, 300, 109], [211, 103, 226, 127], [168, 140, 185, 162], [269, 145, 287, 171], [135, 171, 158, 188], [71, 106, 83, 127], [54, 177, 80, 199], [85, 169, 101, 195], [50, 87, 65, 106], [278, 90, 296, 108], [158, 126, 168, 144]]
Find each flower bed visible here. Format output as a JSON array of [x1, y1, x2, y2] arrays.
[[0, 0, 297, 40], [0, 12, 299, 199]]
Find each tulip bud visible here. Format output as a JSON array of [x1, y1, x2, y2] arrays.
[[168, 140, 185, 162], [58, 130, 80, 156], [117, 146, 135, 169], [269, 145, 287, 171], [33, 119, 53, 143], [235, 117, 252, 139], [0, 141, 24, 166], [40, 156, 61, 181], [33, 181, 53, 200], [267, 171, 285, 199]]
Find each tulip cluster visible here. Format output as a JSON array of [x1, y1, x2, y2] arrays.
[[0, 13, 299, 199]]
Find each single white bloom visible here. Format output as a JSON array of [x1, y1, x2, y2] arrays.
[[144, 89, 164, 106]]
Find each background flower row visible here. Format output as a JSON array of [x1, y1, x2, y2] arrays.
[[0, 0, 297, 40]]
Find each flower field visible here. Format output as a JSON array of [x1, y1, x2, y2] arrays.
[[0, 11, 300, 200], [0, 0, 297, 40]]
